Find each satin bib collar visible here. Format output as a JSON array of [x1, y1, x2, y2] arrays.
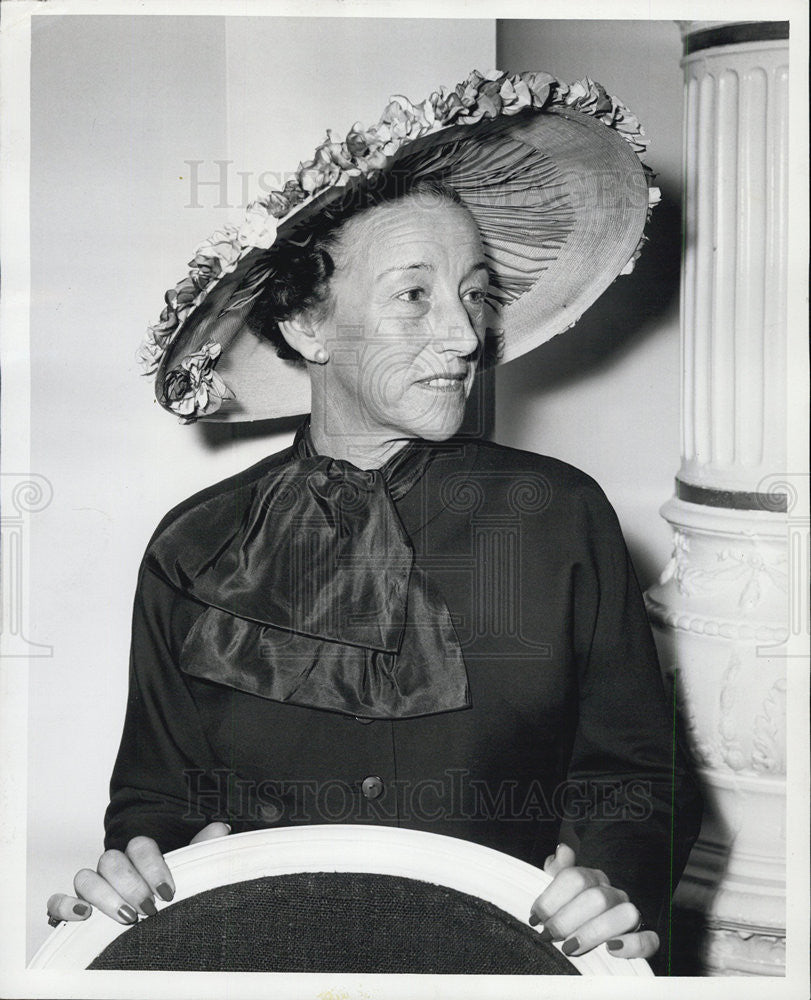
[[148, 420, 471, 718]]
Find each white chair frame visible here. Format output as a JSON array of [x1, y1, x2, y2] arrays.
[[30, 824, 652, 977]]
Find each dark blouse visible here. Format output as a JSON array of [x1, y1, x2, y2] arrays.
[[104, 432, 701, 943]]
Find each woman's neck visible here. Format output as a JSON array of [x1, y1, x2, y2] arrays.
[[307, 418, 412, 470]]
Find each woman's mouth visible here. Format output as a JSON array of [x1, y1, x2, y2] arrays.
[[416, 373, 466, 392]]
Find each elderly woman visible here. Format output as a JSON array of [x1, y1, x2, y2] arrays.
[[47, 70, 701, 968]]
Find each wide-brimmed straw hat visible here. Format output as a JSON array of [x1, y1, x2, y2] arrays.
[[139, 70, 658, 423]]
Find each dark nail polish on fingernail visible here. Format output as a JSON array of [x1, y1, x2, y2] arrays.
[[140, 897, 157, 917], [156, 882, 174, 902], [607, 939, 623, 951], [562, 937, 580, 956], [528, 912, 540, 927], [117, 904, 138, 924], [538, 928, 554, 943], [47, 915, 62, 927], [73, 903, 89, 917]]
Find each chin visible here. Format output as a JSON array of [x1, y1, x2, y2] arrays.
[[416, 427, 457, 443], [383, 394, 468, 443]]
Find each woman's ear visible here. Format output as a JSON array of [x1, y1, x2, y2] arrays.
[[278, 312, 329, 364]]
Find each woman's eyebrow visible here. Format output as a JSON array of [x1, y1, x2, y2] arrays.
[[462, 262, 491, 284], [376, 261, 490, 281], [467, 262, 490, 277], [375, 262, 435, 280]]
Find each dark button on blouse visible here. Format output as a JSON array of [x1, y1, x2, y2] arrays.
[[361, 776, 384, 800], [259, 803, 283, 823]]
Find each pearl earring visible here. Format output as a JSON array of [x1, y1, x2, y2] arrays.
[[314, 347, 330, 364]]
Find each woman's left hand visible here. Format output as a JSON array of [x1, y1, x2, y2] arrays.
[[528, 844, 659, 960]]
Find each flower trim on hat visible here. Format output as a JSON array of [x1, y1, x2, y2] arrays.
[[161, 341, 235, 419], [142, 70, 659, 423]]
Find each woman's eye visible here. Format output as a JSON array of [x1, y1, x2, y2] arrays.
[[463, 288, 486, 306], [396, 287, 426, 303]]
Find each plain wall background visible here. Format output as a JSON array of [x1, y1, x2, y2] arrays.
[[25, 15, 683, 960]]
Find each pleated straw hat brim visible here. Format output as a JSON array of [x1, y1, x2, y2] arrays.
[[139, 71, 658, 423]]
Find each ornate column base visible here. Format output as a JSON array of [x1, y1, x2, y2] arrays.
[[670, 908, 785, 976], [645, 497, 787, 977]]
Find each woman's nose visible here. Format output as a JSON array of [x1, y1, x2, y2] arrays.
[[431, 302, 481, 357]]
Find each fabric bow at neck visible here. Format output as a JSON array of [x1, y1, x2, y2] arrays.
[[148, 423, 471, 719]]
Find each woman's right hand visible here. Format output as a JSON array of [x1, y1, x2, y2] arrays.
[[46, 822, 231, 926]]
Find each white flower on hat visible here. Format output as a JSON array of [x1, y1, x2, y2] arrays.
[[238, 203, 280, 250], [163, 342, 235, 422], [195, 227, 243, 266]]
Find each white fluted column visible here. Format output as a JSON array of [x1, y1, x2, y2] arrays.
[[645, 21, 790, 976]]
